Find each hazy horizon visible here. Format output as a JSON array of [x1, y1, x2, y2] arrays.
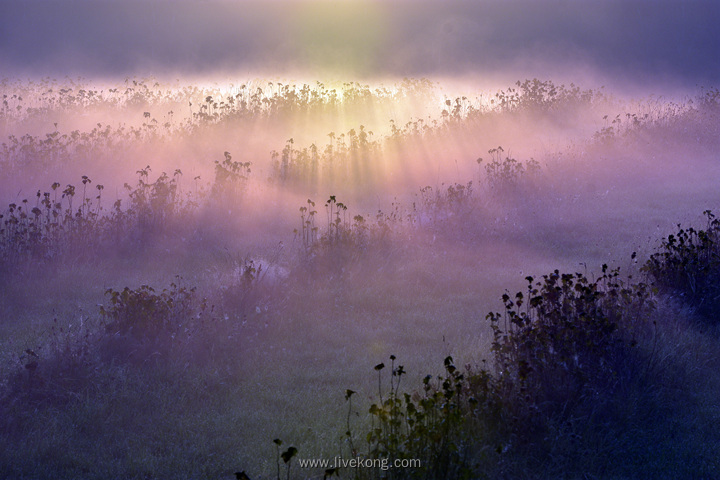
[[2, 0, 719, 93]]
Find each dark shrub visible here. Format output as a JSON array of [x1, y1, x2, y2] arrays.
[[644, 210, 720, 321], [100, 281, 195, 341]]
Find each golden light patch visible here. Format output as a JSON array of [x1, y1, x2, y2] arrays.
[[291, 1, 388, 76]]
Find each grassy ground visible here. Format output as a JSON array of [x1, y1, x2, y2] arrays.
[[1, 78, 720, 479]]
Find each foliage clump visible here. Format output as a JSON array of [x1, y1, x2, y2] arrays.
[[100, 281, 196, 342], [0, 153, 249, 268], [490, 79, 599, 113], [3, 278, 217, 411], [644, 210, 720, 322], [294, 196, 381, 274], [355, 356, 480, 480], [485, 267, 655, 465], [326, 267, 658, 479], [124, 166, 192, 234], [478, 146, 541, 192], [488, 267, 653, 409], [415, 182, 474, 229], [212, 151, 251, 199]]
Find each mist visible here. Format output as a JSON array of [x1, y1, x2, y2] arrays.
[[2, 0, 720, 89], [2, 1, 720, 479]]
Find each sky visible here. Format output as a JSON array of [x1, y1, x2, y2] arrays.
[[1, 0, 720, 88]]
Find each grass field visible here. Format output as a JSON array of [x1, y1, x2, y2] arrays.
[[1, 77, 720, 479]]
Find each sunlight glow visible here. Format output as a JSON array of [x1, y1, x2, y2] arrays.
[[292, 1, 388, 77]]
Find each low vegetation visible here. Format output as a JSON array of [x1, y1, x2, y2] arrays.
[[1, 77, 719, 479], [644, 210, 720, 323], [276, 250, 719, 479]]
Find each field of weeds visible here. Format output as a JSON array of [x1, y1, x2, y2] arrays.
[[1, 76, 720, 479]]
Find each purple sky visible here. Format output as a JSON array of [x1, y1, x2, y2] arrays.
[[1, 0, 719, 86]]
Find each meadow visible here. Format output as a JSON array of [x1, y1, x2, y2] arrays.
[[1, 76, 720, 479]]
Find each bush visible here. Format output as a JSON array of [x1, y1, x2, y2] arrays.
[[482, 267, 657, 475], [294, 196, 378, 275], [415, 182, 475, 230], [644, 210, 720, 321], [487, 267, 653, 415], [356, 356, 477, 480], [1, 278, 217, 413], [100, 281, 196, 342], [478, 146, 540, 193], [211, 151, 251, 199], [327, 267, 657, 479]]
